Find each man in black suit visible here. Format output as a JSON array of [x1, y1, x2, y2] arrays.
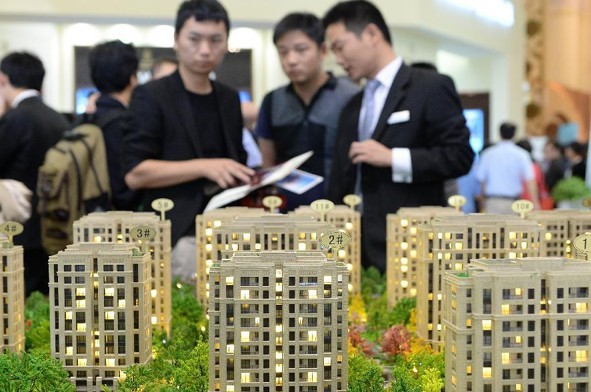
[[323, 1, 474, 272], [124, 0, 253, 280], [0, 51, 69, 295]]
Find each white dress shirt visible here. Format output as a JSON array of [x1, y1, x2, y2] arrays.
[[359, 57, 413, 183], [11, 89, 40, 108]]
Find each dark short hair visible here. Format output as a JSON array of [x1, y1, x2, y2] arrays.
[[500, 122, 516, 140], [175, 0, 230, 36], [567, 141, 586, 157], [322, 0, 391, 45], [0, 52, 45, 91], [273, 13, 324, 46], [89, 40, 138, 94]]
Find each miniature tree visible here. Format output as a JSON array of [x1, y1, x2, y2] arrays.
[[0, 351, 75, 391], [390, 365, 421, 392], [24, 291, 50, 354], [119, 339, 209, 391], [381, 325, 411, 358], [419, 367, 444, 392], [347, 354, 385, 392]]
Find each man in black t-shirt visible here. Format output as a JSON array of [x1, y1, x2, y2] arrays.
[[124, 0, 252, 280]]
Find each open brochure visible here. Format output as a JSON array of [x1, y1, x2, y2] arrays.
[[204, 151, 320, 212]]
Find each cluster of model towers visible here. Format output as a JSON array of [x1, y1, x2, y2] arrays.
[[2, 202, 591, 391], [0, 200, 358, 392]]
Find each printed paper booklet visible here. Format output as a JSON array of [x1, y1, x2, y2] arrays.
[[204, 151, 320, 212]]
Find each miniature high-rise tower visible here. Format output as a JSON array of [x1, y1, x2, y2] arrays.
[[49, 243, 152, 391], [197, 212, 334, 306], [416, 214, 541, 350], [528, 210, 591, 257], [209, 251, 349, 392], [196, 207, 267, 306], [293, 205, 361, 294], [0, 239, 25, 353], [73, 211, 171, 334], [386, 206, 462, 307], [444, 257, 591, 392]]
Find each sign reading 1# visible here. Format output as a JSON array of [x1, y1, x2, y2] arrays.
[[572, 233, 591, 259]]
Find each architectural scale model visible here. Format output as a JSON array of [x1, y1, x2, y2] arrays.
[[73, 211, 172, 334], [293, 205, 361, 294], [444, 257, 591, 392], [528, 210, 591, 258], [198, 212, 334, 306], [386, 206, 462, 307], [415, 214, 541, 350], [196, 207, 267, 306], [0, 239, 25, 353], [49, 243, 152, 391], [209, 251, 349, 392]]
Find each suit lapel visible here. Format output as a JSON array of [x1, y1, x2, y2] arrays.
[[165, 71, 203, 157], [211, 82, 239, 160], [372, 62, 411, 141]]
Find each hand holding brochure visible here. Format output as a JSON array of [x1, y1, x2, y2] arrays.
[[204, 151, 317, 212]]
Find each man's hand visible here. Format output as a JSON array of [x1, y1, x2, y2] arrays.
[[349, 140, 392, 167], [200, 158, 255, 188]]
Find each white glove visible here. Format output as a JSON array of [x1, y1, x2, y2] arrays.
[[0, 179, 33, 223]]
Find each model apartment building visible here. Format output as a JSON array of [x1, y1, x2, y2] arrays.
[[528, 210, 591, 258], [415, 214, 541, 350], [49, 243, 152, 391], [293, 205, 361, 294], [386, 206, 462, 307], [0, 240, 25, 353], [209, 251, 348, 392], [73, 211, 171, 334], [444, 257, 591, 392], [198, 212, 334, 306], [196, 207, 267, 306]]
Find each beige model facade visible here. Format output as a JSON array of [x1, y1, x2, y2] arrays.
[[528, 210, 591, 258], [209, 251, 348, 392], [0, 240, 25, 353], [293, 205, 361, 294], [198, 212, 334, 306], [386, 206, 462, 307], [73, 211, 171, 334], [196, 207, 267, 306], [444, 257, 591, 392], [49, 243, 152, 391], [416, 214, 541, 350]]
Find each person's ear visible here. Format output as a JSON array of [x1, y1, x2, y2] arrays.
[[364, 23, 382, 44], [173, 33, 179, 52]]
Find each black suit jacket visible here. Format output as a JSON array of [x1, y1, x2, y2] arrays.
[[328, 63, 474, 271], [0, 95, 68, 249], [124, 71, 247, 244]]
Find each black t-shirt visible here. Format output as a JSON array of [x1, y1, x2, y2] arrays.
[[187, 90, 227, 158]]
